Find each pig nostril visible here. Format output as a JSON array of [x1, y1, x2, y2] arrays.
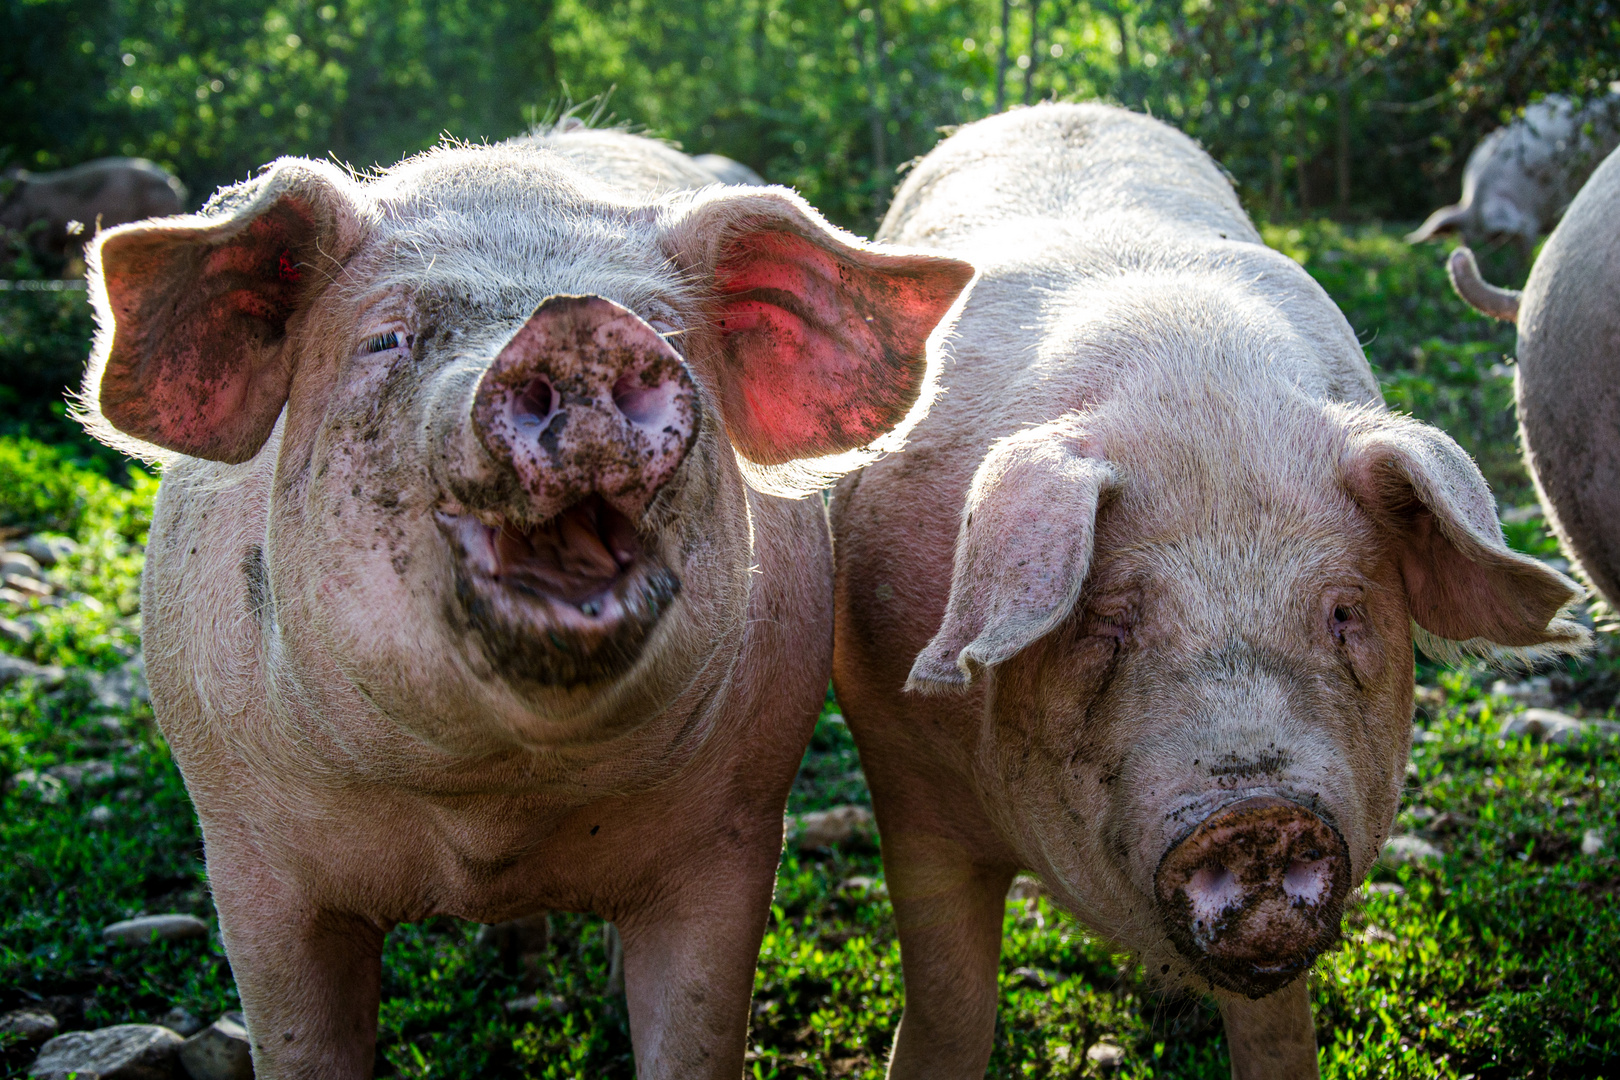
[[1283, 857, 1331, 905], [512, 378, 556, 429], [1185, 864, 1244, 925], [612, 372, 676, 428]]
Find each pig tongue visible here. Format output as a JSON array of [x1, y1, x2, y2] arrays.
[[493, 496, 639, 605]]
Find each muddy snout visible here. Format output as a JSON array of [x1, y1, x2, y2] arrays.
[[1154, 796, 1350, 997], [472, 295, 699, 523]]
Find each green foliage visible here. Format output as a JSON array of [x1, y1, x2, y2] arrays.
[[5, 0, 1619, 234]]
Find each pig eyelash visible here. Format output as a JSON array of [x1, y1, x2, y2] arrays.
[[360, 329, 412, 355]]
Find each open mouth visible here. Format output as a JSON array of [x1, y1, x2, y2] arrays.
[[435, 495, 680, 685]]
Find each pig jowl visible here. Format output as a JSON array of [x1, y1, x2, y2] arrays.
[[832, 103, 1586, 1079], [79, 124, 972, 1080]]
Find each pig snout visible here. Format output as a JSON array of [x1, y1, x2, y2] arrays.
[[1154, 796, 1350, 997], [472, 294, 700, 524]]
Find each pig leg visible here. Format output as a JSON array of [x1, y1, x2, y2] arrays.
[[207, 850, 386, 1079], [883, 836, 1014, 1079], [615, 856, 777, 1078], [1218, 979, 1320, 1079]]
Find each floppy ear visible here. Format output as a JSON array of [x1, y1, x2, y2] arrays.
[[908, 418, 1119, 693], [660, 187, 974, 473], [83, 158, 363, 463], [1342, 411, 1589, 663], [1405, 204, 1466, 244]]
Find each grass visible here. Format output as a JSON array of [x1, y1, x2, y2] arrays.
[[2, 222, 1617, 1078]]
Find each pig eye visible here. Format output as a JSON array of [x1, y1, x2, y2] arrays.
[[358, 325, 412, 356], [1329, 604, 1359, 643]]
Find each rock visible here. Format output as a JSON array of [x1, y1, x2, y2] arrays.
[[1584, 828, 1606, 857], [3, 573, 54, 598], [1500, 708, 1620, 747], [22, 534, 79, 568], [1359, 882, 1407, 899], [504, 994, 567, 1016], [0, 1009, 59, 1042], [823, 712, 846, 725], [0, 616, 35, 645], [790, 804, 874, 850], [28, 1023, 184, 1079], [1009, 965, 1060, 989], [0, 653, 66, 689], [1500, 504, 1544, 525], [1413, 684, 1447, 713], [1, 551, 45, 580], [102, 914, 210, 947], [1491, 676, 1556, 709], [157, 1008, 205, 1038], [90, 658, 150, 711], [1428, 811, 1476, 834], [177, 1016, 252, 1080], [837, 875, 888, 899], [1380, 835, 1443, 867], [8, 769, 66, 803], [88, 804, 115, 826], [1086, 1041, 1126, 1069], [1007, 874, 1044, 902], [47, 759, 119, 791]]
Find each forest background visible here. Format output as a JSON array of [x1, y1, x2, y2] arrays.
[[5, 0, 1620, 234]]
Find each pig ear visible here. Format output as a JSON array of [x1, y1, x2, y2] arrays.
[[1342, 411, 1589, 664], [908, 419, 1120, 693], [660, 187, 974, 477], [81, 159, 362, 463]]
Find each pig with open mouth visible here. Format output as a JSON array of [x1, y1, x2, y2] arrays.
[[79, 126, 972, 1078], [831, 104, 1587, 1078]]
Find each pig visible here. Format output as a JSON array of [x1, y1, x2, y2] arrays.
[[1446, 144, 1620, 611], [1, 157, 186, 267], [830, 103, 1587, 1080], [1408, 91, 1620, 259], [692, 153, 767, 187], [77, 123, 972, 1078]]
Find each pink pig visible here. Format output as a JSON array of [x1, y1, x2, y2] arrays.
[[832, 104, 1586, 1079], [80, 126, 971, 1078]]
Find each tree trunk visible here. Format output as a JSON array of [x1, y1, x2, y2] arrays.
[[1336, 81, 1351, 214], [1024, 0, 1040, 104], [995, 0, 1012, 113]]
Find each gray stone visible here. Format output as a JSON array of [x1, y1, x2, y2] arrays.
[[102, 915, 210, 947], [1, 551, 45, 580], [28, 1023, 183, 1079], [0, 653, 66, 689], [157, 1008, 205, 1038], [0, 1009, 59, 1042], [1006, 874, 1043, 902], [1086, 1041, 1126, 1069], [504, 994, 568, 1016], [1491, 676, 1556, 709], [90, 659, 150, 711], [88, 804, 115, 826], [3, 572, 54, 598], [8, 769, 66, 803], [789, 805, 874, 851], [1380, 835, 1443, 867], [177, 1016, 253, 1080], [837, 875, 888, 899], [1583, 828, 1606, 857], [1359, 881, 1407, 899], [0, 616, 36, 645], [47, 759, 118, 791], [22, 534, 79, 568], [1500, 708, 1620, 747]]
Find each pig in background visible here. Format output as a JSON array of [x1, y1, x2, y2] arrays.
[[1, 157, 187, 270], [1448, 144, 1620, 613], [831, 103, 1587, 1080], [78, 125, 971, 1079], [1408, 90, 1620, 259]]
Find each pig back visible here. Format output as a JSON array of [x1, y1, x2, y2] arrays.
[[1515, 146, 1620, 606]]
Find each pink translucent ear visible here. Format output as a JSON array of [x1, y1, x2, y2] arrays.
[[909, 418, 1119, 692], [86, 159, 361, 463], [1341, 411, 1588, 662], [662, 188, 974, 467]]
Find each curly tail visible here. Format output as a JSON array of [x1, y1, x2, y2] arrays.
[[1447, 247, 1521, 323]]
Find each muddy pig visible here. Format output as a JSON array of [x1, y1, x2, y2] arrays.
[[831, 104, 1586, 1079], [2, 157, 186, 266], [1448, 144, 1620, 610], [78, 125, 972, 1078]]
